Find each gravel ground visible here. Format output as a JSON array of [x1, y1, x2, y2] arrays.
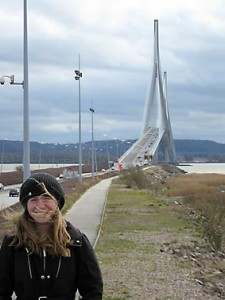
[[100, 231, 224, 299], [97, 166, 225, 299]]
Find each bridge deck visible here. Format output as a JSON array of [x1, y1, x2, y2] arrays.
[[118, 127, 164, 168]]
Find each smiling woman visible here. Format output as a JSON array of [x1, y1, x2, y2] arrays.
[[0, 172, 103, 300], [27, 195, 58, 226]]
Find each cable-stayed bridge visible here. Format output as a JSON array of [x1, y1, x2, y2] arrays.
[[118, 20, 176, 169]]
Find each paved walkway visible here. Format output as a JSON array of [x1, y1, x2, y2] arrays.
[[65, 177, 113, 246]]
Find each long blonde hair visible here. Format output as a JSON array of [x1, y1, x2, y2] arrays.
[[9, 195, 73, 257]]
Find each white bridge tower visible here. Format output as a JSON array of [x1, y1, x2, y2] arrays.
[[118, 20, 176, 169]]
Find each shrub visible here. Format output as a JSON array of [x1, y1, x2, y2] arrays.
[[193, 191, 225, 251], [120, 167, 148, 189], [15, 165, 23, 172]]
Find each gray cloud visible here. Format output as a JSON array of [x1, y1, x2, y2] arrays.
[[1, 0, 225, 144]]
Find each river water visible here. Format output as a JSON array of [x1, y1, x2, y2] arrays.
[[0, 163, 76, 173], [2, 163, 225, 175], [178, 163, 225, 174]]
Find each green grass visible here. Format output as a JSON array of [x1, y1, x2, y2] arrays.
[[96, 180, 199, 299]]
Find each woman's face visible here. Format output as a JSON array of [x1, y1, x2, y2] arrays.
[[27, 194, 58, 225]]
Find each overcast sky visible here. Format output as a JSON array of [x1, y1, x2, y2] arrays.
[[1, 0, 225, 144]]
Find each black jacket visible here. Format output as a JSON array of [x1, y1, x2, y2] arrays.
[[0, 222, 103, 300]]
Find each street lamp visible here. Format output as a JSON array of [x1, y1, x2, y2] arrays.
[[74, 55, 83, 183], [90, 107, 95, 178], [0, 0, 30, 181]]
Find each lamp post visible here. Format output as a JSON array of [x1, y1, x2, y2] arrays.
[[52, 145, 55, 167], [63, 144, 68, 166], [0, 0, 30, 181], [95, 147, 98, 177], [121, 139, 125, 155], [0, 138, 7, 174], [74, 55, 82, 183], [90, 107, 95, 178], [73, 145, 78, 164], [103, 134, 111, 172], [114, 137, 119, 161], [23, 0, 30, 180], [38, 143, 42, 169]]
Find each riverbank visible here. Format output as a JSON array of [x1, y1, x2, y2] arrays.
[[0, 163, 110, 186], [0, 165, 80, 186], [178, 162, 225, 174]]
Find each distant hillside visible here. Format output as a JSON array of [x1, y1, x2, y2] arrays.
[[1, 139, 225, 163], [175, 139, 225, 154], [174, 139, 225, 161]]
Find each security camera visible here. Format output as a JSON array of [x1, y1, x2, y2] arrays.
[[0, 77, 5, 85], [74, 70, 82, 77]]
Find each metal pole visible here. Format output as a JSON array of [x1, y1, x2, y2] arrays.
[[52, 146, 55, 167], [38, 144, 42, 169], [23, 0, 30, 180], [90, 107, 94, 178], [94, 147, 98, 178], [0, 139, 6, 174], [78, 55, 82, 183], [74, 57, 83, 182], [104, 135, 111, 172]]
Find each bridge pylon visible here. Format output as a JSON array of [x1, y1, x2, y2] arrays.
[[142, 19, 176, 164], [118, 20, 176, 169]]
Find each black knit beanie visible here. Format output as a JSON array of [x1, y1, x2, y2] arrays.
[[19, 173, 65, 210]]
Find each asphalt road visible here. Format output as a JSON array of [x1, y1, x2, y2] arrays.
[[0, 184, 21, 210]]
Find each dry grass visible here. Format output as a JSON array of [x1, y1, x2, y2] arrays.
[[166, 173, 225, 197], [165, 172, 225, 251]]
